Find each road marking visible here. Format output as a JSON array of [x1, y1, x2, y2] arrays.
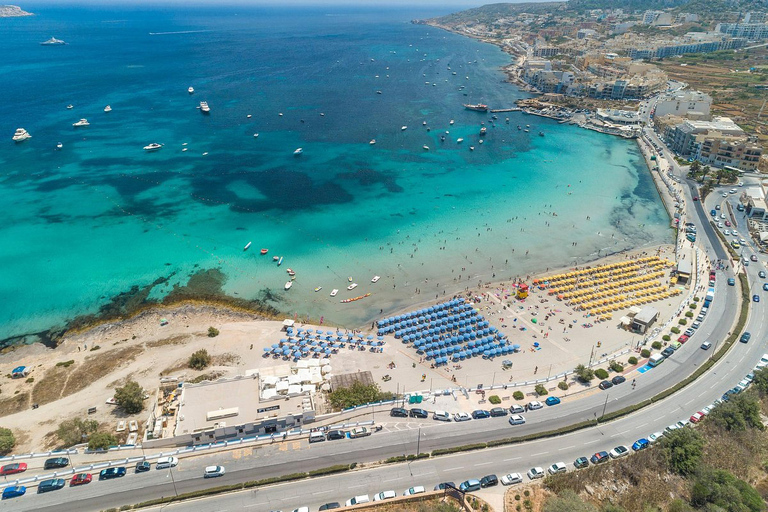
[[350, 484, 367, 489], [503, 457, 521, 462], [383, 477, 402, 483], [474, 461, 494, 467], [313, 490, 333, 495], [444, 466, 464, 471], [558, 446, 574, 451], [637, 422, 648, 429], [532, 451, 549, 456], [584, 439, 600, 445]]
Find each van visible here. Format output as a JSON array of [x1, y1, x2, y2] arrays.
[[309, 431, 326, 443], [648, 353, 665, 367], [345, 495, 370, 507], [155, 456, 178, 470]]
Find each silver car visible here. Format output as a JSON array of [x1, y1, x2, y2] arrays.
[[508, 414, 526, 425]]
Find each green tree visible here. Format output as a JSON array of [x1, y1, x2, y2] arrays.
[[114, 380, 145, 414], [328, 381, 393, 410], [661, 427, 704, 476], [188, 349, 212, 370], [0, 427, 16, 455], [708, 392, 764, 431], [87, 432, 117, 451], [513, 391, 525, 401], [691, 467, 763, 512], [535, 384, 548, 396], [750, 367, 768, 395], [666, 499, 694, 512], [207, 326, 219, 337], [544, 489, 598, 512], [574, 364, 594, 383], [609, 361, 624, 373], [56, 418, 99, 447]]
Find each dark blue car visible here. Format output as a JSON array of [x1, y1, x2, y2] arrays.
[[545, 396, 561, 406], [2, 486, 26, 500], [99, 467, 127, 480], [471, 409, 490, 419], [632, 438, 650, 451]]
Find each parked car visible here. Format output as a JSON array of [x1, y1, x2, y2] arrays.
[[490, 407, 507, 417], [684, 328, 695, 337], [135, 461, 151, 473], [590, 451, 609, 464], [574, 457, 590, 469], [349, 427, 371, 437], [472, 410, 491, 419], [632, 438, 649, 451], [662, 347, 675, 357], [610, 445, 629, 459], [480, 474, 499, 488], [345, 495, 370, 507], [432, 411, 451, 422], [690, 412, 705, 423], [508, 414, 526, 425], [156, 456, 178, 470], [99, 467, 127, 480], [37, 478, 66, 494], [700, 341, 712, 350], [509, 404, 525, 414], [459, 479, 481, 492], [70, 473, 92, 486], [611, 375, 626, 385], [527, 467, 545, 480], [390, 407, 408, 418], [677, 334, 690, 344], [526, 401, 543, 411], [44, 457, 69, 470], [545, 397, 561, 406], [409, 408, 428, 419], [372, 490, 396, 502], [741, 332, 752, 343], [454, 412, 471, 422], [648, 432, 664, 443], [0, 463, 27, 476], [433, 482, 456, 491], [403, 486, 425, 496], [548, 462, 567, 475], [319, 504, 341, 511], [2, 486, 26, 500], [501, 473, 523, 485], [327, 430, 346, 441], [203, 465, 225, 478], [598, 380, 613, 390]]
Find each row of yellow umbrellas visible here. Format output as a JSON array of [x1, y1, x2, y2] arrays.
[[544, 256, 672, 283]]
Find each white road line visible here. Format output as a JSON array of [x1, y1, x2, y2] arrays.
[[349, 484, 367, 489], [532, 451, 549, 456], [474, 461, 494, 467], [313, 490, 333, 495], [444, 466, 464, 471], [383, 477, 401, 483], [637, 422, 648, 429], [584, 439, 600, 445], [558, 446, 575, 451], [503, 457, 521, 462]]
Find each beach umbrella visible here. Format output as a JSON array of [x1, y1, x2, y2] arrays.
[[262, 347, 270, 352], [367, 335, 374, 340]]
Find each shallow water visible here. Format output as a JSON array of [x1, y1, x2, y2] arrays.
[[0, 5, 672, 340]]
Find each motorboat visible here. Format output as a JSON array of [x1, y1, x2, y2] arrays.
[[314, 286, 322, 292], [41, 37, 66, 45], [423, 145, 429, 151], [286, 268, 296, 276], [347, 276, 353, 282], [56, 142, 63, 149], [12, 128, 31, 142], [369, 139, 376, 145], [104, 105, 112, 112], [284, 282, 292, 290], [469, 146, 475, 151], [347, 283, 358, 291], [72, 118, 90, 127], [464, 103, 488, 112], [254, 133, 259, 138], [293, 148, 303, 155], [143, 143, 162, 151], [244, 242, 252, 251], [422, 121, 427, 126], [188, 87, 194, 94], [539, 131, 545, 136], [456, 138, 464, 143], [376, 90, 382, 95], [524, 129, 529, 133], [479, 127, 487, 136], [449, 119, 454, 125], [371, 276, 380, 283], [260, 248, 268, 255], [67, 104, 73, 109], [330, 289, 338, 297], [199, 101, 210, 113], [401, 126, 407, 131], [479, 140, 483, 144]]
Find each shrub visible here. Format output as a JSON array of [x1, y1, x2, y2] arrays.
[[0, 427, 15, 455], [652, 341, 662, 350], [56, 360, 75, 368], [88, 431, 117, 451], [114, 380, 145, 414], [328, 381, 393, 410], [513, 391, 524, 401], [690, 467, 763, 511], [594, 368, 609, 380], [662, 335, 671, 342], [488, 395, 501, 405], [56, 418, 99, 447], [188, 349, 212, 370], [660, 427, 704, 476], [685, 311, 694, 318], [640, 349, 651, 358], [693, 296, 700, 302], [689, 302, 697, 309], [574, 364, 594, 383], [627, 356, 638, 365], [678, 318, 687, 325], [207, 326, 219, 338], [535, 384, 548, 395], [708, 392, 764, 431], [609, 361, 624, 373], [90, 345, 100, 351], [671, 327, 681, 334], [25, 377, 34, 383], [558, 381, 569, 391]]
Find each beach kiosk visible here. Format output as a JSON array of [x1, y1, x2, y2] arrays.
[[11, 366, 28, 379], [516, 284, 529, 300]]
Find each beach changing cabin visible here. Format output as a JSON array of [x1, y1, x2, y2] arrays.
[[11, 366, 28, 378]]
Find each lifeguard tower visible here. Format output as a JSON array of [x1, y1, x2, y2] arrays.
[[516, 283, 529, 300]]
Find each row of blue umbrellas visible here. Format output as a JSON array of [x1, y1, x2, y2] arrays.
[[265, 330, 386, 361], [377, 299, 470, 327]]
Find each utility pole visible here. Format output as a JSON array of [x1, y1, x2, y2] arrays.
[[601, 393, 610, 419]]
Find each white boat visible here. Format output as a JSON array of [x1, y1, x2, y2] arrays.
[[449, 120, 454, 125], [330, 289, 338, 297], [56, 142, 63, 149], [104, 105, 112, 112], [347, 283, 358, 290], [72, 118, 90, 127], [314, 286, 322, 292], [293, 148, 303, 155], [188, 87, 194, 94], [422, 121, 427, 126], [143, 143, 162, 151], [423, 145, 429, 150], [243, 242, 252, 251], [456, 138, 464, 143], [66, 104, 73, 109], [247, 114, 252, 118], [41, 37, 66, 46], [285, 281, 293, 290], [369, 139, 376, 145], [401, 126, 407, 131], [199, 101, 210, 113], [12, 128, 31, 142], [470, 146, 475, 151], [254, 133, 259, 138], [371, 276, 380, 283]]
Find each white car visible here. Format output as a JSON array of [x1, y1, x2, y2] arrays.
[[454, 412, 471, 422], [721, 214, 726, 219], [724, 230, 731, 235], [403, 486, 425, 496], [722, 192, 728, 197], [501, 473, 523, 485], [203, 465, 225, 478], [509, 404, 525, 414], [648, 432, 664, 443], [292, 508, 309, 512], [609, 446, 629, 459], [701, 406, 712, 415], [738, 379, 750, 390], [676, 419, 690, 429], [548, 462, 567, 475], [665, 424, 680, 434], [526, 401, 543, 411], [372, 490, 396, 502], [156, 456, 178, 469], [527, 467, 545, 480], [346, 495, 370, 507], [349, 427, 371, 438], [732, 229, 739, 236], [718, 222, 724, 228], [508, 414, 526, 425], [433, 411, 451, 422]]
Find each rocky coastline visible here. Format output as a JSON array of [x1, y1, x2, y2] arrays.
[[0, 5, 33, 17]]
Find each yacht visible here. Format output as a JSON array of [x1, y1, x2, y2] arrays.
[[188, 87, 194, 94], [330, 289, 339, 297], [143, 143, 163, 151], [371, 276, 380, 283], [104, 105, 112, 112], [347, 283, 358, 291], [423, 145, 429, 151], [66, 104, 73, 110], [293, 148, 303, 156], [199, 101, 210, 113], [401, 126, 407, 131], [456, 138, 464, 143], [72, 118, 89, 127], [12, 128, 31, 142], [464, 103, 488, 112], [285, 281, 293, 290], [369, 139, 376, 145], [40, 37, 66, 45]]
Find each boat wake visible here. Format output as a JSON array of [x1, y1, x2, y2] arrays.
[[149, 30, 211, 36]]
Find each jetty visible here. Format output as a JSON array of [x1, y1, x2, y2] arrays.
[[489, 107, 521, 113]]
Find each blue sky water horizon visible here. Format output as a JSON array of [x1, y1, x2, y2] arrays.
[[20, 0, 543, 8]]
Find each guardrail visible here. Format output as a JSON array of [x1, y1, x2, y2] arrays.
[[0, 448, 78, 464]]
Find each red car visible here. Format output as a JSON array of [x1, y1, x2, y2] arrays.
[[690, 412, 705, 423], [693, 196, 699, 201], [0, 463, 27, 476], [725, 221, 731, 227], [677, 334, 690, 344], [70, 473, 92, 486]]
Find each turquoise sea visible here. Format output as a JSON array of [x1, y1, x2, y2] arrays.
[[0, 5, 672, 344]]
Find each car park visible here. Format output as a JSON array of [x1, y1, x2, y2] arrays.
[[44, 457, 69, 470], [390, 407, 408, 418], [434, 482, 456, 491], [432, 411, 451, 422], [319, 503, 341, 511], [70, 473, 92, 486], [454, 412, 471, 422], [509, 404, 525, 414], [598, 380, 613, 390], [0, 463, 27, 476], [610, 446, 629, 459], [611, 375, 626, 385], [372, 490, 396, 502], [203, 465, 225, 478], [574, 457, 590, 469], [690, 412, 704, 423], [590, 451, 609, 464], [2, 486, 26, 500], [156, 456, 178, 469], [508, 414, 526, 425], [350, 427, 372, 437], [490, 407, 508, 417], [548, 462, 567, 475], [409, 408, 428, 419], [632, 438, 649, 451], [527, 467, 545, 480], [700, 341, 712, 350], [480, 474, 499, 487], [135, 461, 151, 472], [327, 430, 346, 441], [99, 467, 127, 480], [526, 401, 543, 410], [472, 410, 491, 419], [459, 479, 481, 492], [740, 332, 751, 343], [662, 347, 675, 357], [545, 396, 561, 406], [501, 473, 523, 485], [346, 495, 370, 507], [403, 486, 425, 496], [37, 478, 66, 494]]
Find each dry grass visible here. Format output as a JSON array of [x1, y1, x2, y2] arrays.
[[699, 422, 768, 483], [211, 352, 241, 366], [0, 392, 30, 418], [160, 359, 188, 376], [31, 365, 71, 405], [145, 334, 192, 348], [61, 346, 144, 397], [505, 484, 551, 512]]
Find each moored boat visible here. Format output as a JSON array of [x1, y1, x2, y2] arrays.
[[285, 282, 292, 290], [199, 101, 210, 113], [287, 268, 296, 276], [456, 138, 464, 143], [188, 87, 194, 94], [464, 103, 488, 112], [330, 289, 339, 297], [347, 283, 358, 290], [293, 148, 303, 155], [72, 118, 90, 127], [244, 242, 252, 251], [143, 143, 163, 151], [371, 276, 380, 283], [277, 256, 283, 266], [260, 248, 268, 255], [401, 126, 407, 131], [314, 286, 322, 292], [479, 127, 487, 136], [369, 139, 376, 145], [104, 105, 112, 112], [12, 128, 31, 142]]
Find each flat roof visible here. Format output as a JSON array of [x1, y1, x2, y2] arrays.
[[634, 306, 659, 324], [175, 377, 310, 436], [677, 259, 692, 275]]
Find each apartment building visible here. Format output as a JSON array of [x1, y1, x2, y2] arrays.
[[653, 91, 712, 119], [665, 117, 745, 156], [716, 22, 768, 39], [695, 137, 763, 171]]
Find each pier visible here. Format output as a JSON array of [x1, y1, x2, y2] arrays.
[[489, 107, 521, 113]]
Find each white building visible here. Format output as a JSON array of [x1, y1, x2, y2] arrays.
[[653, 91, 712, 119]]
